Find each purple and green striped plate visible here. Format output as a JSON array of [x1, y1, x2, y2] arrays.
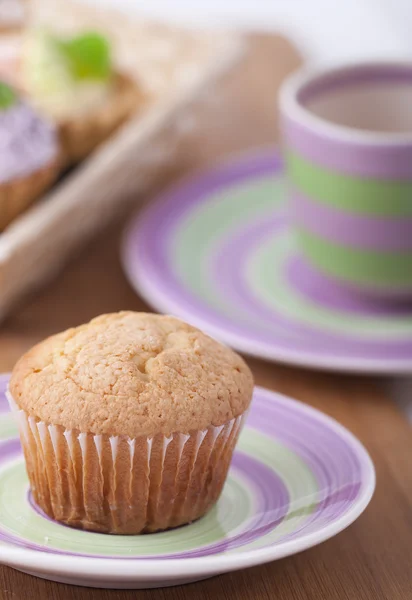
[[122, 148, 412, 374], [0, 374, 375, 589]]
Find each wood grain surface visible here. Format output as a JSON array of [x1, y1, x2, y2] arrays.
[[1, 33, 411, 600]]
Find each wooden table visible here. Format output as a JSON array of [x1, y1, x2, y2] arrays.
[[1, 34, 412, 600]]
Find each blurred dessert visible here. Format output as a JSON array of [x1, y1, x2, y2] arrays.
[[21, 29, 141, 163], [0, 0, 26, 34], [0, 35, 20, 88], [0, 80, 60, 229]]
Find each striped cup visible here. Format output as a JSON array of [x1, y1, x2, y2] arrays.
[[280, 62, 412, 299]]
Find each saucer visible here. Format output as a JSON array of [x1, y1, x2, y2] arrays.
[[0, 374, 374, 589], [122, 148, 412, 373]]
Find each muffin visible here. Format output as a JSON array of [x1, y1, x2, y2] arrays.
[[0, 80, 60, 230], [20, 30, 142, 164], [9, 312, 254, 534]]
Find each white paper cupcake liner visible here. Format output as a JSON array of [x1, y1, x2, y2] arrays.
[[7, 389, 246, 534]]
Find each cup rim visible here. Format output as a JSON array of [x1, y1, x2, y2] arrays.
[[279, 59, 412, 146]]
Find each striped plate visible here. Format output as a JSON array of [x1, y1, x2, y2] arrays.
[[122, 148, 412, 374], [0, 374, 374, 589]]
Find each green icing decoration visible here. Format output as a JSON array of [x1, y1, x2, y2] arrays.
[[0, 81, 16, 110], [57, 32, 112, 81]]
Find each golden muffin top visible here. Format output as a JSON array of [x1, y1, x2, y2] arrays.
[[10, 312, 254, 438]]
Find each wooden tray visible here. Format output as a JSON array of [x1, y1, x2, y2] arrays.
[[0, 0, 243, 319]]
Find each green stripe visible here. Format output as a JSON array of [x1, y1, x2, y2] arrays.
[[298, 230, 412, 287], [174, 176, 284, 308], [287, 152, 412, 216], [0, 413, 18, 441], [247, 232, 412, 337]]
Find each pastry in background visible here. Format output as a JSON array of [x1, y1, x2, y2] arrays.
[[0, 35, 21, 88], [21, 30, 142, 163], [0, 80, 60, 230], [0, 0, 26, 34]]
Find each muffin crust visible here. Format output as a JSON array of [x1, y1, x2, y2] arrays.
[[10, 312, 254, 438]]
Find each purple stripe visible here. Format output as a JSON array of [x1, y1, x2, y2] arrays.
[[176, 453, 289, 558], [282, 116, 412, 180], [211, 215, 412, 357], [290, 192, 412, 251], [250, 392, 363, 499], [286, 254, 412, 316], [0, 438, 21, 457], [247, 393, 363, 525], [281, 63, 412, 180], [0, 373, 11, 412], [298, 64, 412, 104], [242, 392, 364, 545]]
